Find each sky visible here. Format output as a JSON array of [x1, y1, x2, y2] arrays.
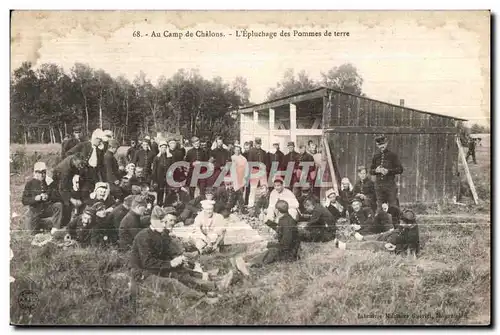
[[10, 11, 490, 125]]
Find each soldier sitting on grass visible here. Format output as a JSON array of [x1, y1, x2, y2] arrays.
[[348, 196, 375, 237], [85, 182, 117, 210], [22, 162, 63, 234], [324, 189, 348, 223], [233, 200, 301, 276], [119, 163, 139, 197], [186, 200, 228, 255], [297, 198, 336, 243], [67, 202, 108, 247], [178, 187, 218, 226], [119, 195, 149, 251], [334, 209, 420, 258], [107, 195, 136, 245], [130, 206, 234, 297]]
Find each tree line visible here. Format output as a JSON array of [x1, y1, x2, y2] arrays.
[[10, 62, 365, 144]]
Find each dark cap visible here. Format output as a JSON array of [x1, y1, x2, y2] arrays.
[[375, 135, 388, 144], [150, 206, 166, 221], [401, 209, 416, 223], [205, 187, 215, 195], [73, 125, 82, 132], [287, 141, 295, 147], [351, 195, 364, 204], [191, 136, 200, 143], [108, 139, 120, 149], [255, 138, 262, 144], [272, 143, 280, 147]]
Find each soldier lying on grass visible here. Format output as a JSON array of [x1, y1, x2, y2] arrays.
[[334, 209, 420, 257], [130, 206, 234, 296], [233, 200, 301, 276]]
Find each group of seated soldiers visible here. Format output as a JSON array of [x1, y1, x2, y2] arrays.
[[21, 128, 419, 297]]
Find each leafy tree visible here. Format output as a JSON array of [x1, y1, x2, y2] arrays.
[[267, 69, 318, 100], [320, 63, 364, 96], [470, 123, 490, 134]]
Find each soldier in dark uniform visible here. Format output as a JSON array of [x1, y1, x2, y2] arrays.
[[151, 140, 169, 206], [370, 135, 403, 211], [297, 144, 315, 187], [133, 139, 156, 184], [103, 139, 123, 201], [150, 137, 160, 157], [185, 136, 210, 198], [66, 128, 106, 196], [208, 135, 230, 188], [247, 138, 268, 208], [267, 142, 285, 179], [126, 139, 138, 163], [283, 141, 300, 188], [348, 196, 375, 236], [466, 136, 478, 164], [62, 126, 83, 159], [242, 141, 251, 205], [353, 165, 377, 212]]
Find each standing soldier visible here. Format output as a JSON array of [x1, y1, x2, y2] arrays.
[[152, 140, 169, 206], [247, 138, 268, 208], [126, 139, 138, 163], [150, 136, 160, 157], [209, 135, 231, 188], [185, 136, 210, 198], [133, 138, 156, 184], [297, 144, 315, 187], [466, 136, 478, 164], [267, 142, 285, 177], [283, 141, 300, 188], [370, 135, 403, 211], [62, 126, 83, 158], [103, 139, 123, 201]]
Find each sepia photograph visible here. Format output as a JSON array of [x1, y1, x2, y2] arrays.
[[9, 10, 491, 326]]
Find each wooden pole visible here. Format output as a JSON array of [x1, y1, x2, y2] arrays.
[[322, 137, 339, 195], [455, 136, 479, 204]]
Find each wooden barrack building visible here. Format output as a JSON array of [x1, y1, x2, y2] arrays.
[[238, 87, 466, 204]]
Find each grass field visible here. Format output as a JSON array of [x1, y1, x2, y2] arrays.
[[9, 142, 491, 325]]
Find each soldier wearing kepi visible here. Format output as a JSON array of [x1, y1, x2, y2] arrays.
[[370, 135, 403, 210], [247, 137, 268, 208], [61, 125, 82, 159]]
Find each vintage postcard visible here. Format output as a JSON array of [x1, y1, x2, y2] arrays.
[[9, 10, 490, 326]]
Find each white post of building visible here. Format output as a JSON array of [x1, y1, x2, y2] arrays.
[[253, 110, 259, 142], [290, 103, 297, 145], [269, 108, 275, 151]]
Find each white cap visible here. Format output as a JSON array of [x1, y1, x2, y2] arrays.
[[33, 162, 47, 172], [102, 130, 113, 142], [325, 188, 337, 198], [159, 140, 168, 148], [94, 182, 108, 192], [91, 129, 105, 141], [200, 200, 216, 210]]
